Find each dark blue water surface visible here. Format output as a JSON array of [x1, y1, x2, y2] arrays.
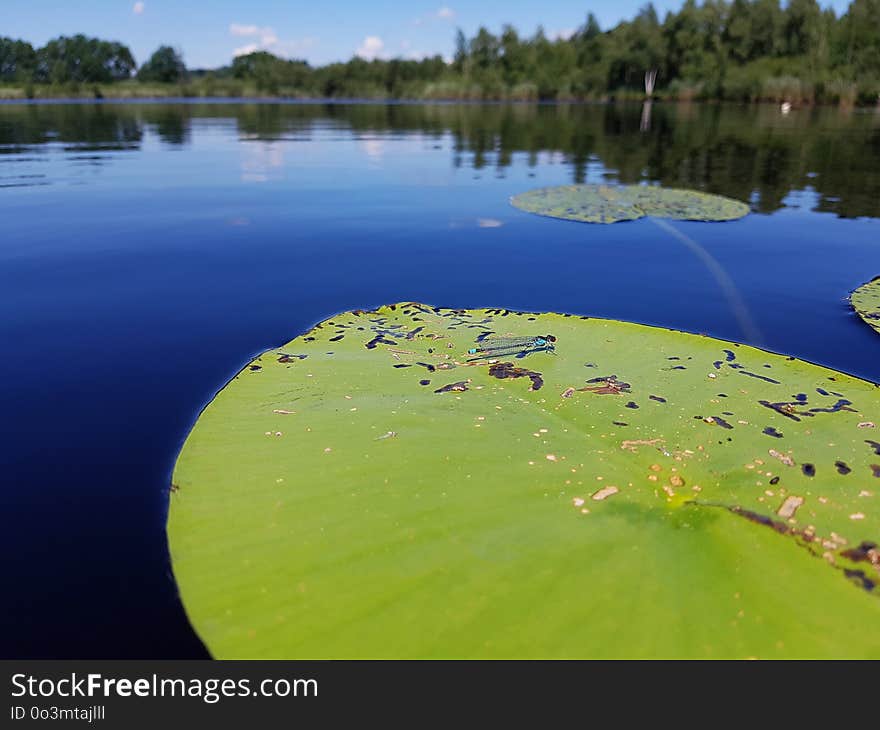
[[1, 101, 879, 657]]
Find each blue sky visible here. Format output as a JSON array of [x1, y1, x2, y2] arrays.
[[2, 1, 855, 69]]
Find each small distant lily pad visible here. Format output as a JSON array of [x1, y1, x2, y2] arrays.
[[510, 184, 750, 224], [170, 303, 880, 659], [851, 277, 880, 336]]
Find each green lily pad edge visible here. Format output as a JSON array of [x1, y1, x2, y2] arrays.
[[851, 276, 880, 336], [169, 302, 879, 659], [510, 184, 751, 224]]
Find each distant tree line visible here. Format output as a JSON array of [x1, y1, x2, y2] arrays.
[[0, 35, 136, 84], [0, 35, 186, 86], [1, 0, 879, 104]]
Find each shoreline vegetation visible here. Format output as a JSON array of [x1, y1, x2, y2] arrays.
[[1, 80, 878, 107], [5, 85, 878, 107], [1, 0, 879, 107]]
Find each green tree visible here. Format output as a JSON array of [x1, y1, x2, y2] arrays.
[[838, 0, 880, 75], [573, 14, 606, 94], [231, 51, 310, 93], [781, 0, 824, 56], [750, 0, 784, 59], [663, 0, 727, 93], [453, 29, 468, 73], [582, 12, 602, 42], [470, 27, 501, 71], [138, 46, 187, 83], [35, 35, 135, 83], [499, 25, 529, 86], [607, 4, 666, 91], [0, 37, 37, 82], [726, 0, 752, 64]]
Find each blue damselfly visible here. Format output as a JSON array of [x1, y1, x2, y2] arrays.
[[467, 334, 556, 357]]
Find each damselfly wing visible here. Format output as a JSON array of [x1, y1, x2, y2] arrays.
[[467, 334, 556, 357]]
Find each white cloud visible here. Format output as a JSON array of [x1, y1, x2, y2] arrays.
[[132, 2, 145, 14], [552, 28, 576, 41], [413, 7, 455, 26], [230, 24, 260, 36], [233, 43, 260, 57], [240, 142, 284, 184], [356, 36, 385, 61], [229, 24, 316, 59], [229, 24, 277, 46]]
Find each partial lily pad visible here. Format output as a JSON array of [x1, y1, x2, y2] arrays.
[[169, 304, 880, 659], [510, 184, 750, 223], [851, 277, 880, 336]]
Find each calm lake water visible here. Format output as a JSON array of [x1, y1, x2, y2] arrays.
[[2, 100, 879, 658]]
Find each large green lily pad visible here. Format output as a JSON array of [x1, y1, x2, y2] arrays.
[[852, 277, 880, 336], [169, 304, 879, 658], [510, 184, 750, 223]]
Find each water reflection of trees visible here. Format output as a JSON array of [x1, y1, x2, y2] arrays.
[[148, 107, 190, 145], [0, 103, 142, 149], [0, 102, 877, 218]]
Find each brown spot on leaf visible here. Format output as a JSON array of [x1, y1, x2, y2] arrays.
[[365, 335, 397, 349], [739, 370, 781, 384], [843, 569, 876, 591], [841, 541, 879, 566], [777, 495, 804, 519], [591, 485, 619, 501], [621, 438, 663, 453], [434, 380, 470, 394], [769, 449, 795, 467], [580, 375, 631, 395], [728, 505, 793, 535], [488, 362, 544, 391], [759, 400, 805, 421]]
